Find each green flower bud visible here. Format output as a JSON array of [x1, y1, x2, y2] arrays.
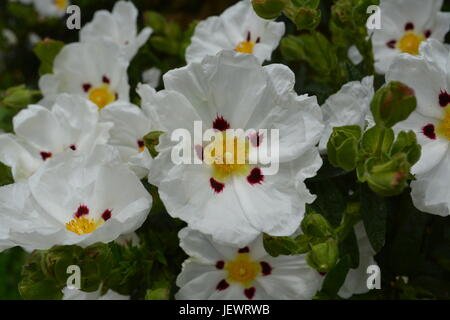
[[390, 130, 422, 165], [307, 238, 339, 273], [327, 125, 362, 171], [301, 213, 334, 239], [363, 153, 411, 197], [2, 85, 40, 108], [252, 0, 289, 20], [360, 126, 395, 156], [371, 81, 417, 128], [293, 7, 321, 30]]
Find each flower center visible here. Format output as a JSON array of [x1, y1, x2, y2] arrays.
[[54, 0, 68, 10], [88, 84, 116, 109], [225, 253, 261, 287], [437, 108, 450, 140], [204, 131, 250, 182], [397, 32, 425, 55], [65, 216, 103, 235], [235, 41, 255, 54]]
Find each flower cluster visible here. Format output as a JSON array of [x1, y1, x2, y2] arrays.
[[0, 0, 449, 301]]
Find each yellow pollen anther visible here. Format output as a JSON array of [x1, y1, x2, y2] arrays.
[[437, 108, 450, 140], [54, 0, 68, 10], [397, 32, 425, 55], [88, 84, 116, 109], [235, 41, 255, 54], [203, 131, 250, 182], [225, 253, 261, 287], [65, 216, 103, 235]]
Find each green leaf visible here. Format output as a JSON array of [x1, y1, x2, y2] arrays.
[[33, 39, 64, 75], [320, 255, 351, 296], [359, 183, 387, 252]]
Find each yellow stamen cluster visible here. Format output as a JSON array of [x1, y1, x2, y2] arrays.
[[65, 216, 103, 235], [235, 41, 255, 54], [437, 108, 450, 140], [225, 253, 261, 287], [397, 32, 425, 55], [88, 84, 116, 109], [203, 132, 251, 182], [54, 0, 68, 10]]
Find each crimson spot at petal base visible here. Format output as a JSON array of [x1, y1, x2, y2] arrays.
[[101, 209, 112, 221], [260, 261, 272, 276], [212, 116, 230, 131], [244, 287, 256, 299], [247, 168, 264, 185], [40, 151, 52, 161], [439, 90, 450, 107], [75, 205, 89, 218], [422, 124, 436, 140], [210, 178, 225, 193], [216, 261, 225, 269], [238, 247, 250, 253], [216, 280, 229, 291]]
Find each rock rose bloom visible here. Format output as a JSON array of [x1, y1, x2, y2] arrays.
[[0, 145, 152, 250], [39, 40, 130, 109], [34, 0, 70, 18], [387, 40, 450, 216], [371, 0, 450, 74], [80, 1, 152, 61], [0, 94, 112, 181], [176, 228, 322, 300], [186, 0, 285, 64], [140, 51, 324, 246]]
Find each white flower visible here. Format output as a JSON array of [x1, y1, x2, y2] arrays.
[[80, 1, 152, 61], [337, 222, 377, 299], [186, 0, 285, 64], [39, 40, 130, 109], [0, 145, 152, 250], [387, 40, 450, 216], [0, 94, 112, 181], [371, 0, 450, 74], [62, 286, 129, 300], [140, 51, 324, 246], [34, 0, 70, 18], [100, 101, 153, 179], [319, 76, 374, 153], [175, 228, 322, 300], [142, 67, 161, 88]]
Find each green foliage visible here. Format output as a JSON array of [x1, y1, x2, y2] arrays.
[[33, 39, 64, 75]]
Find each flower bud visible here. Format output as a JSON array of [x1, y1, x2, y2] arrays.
[[252, 0, 288, 20], [301, 213, 334, 239], [293, 7, 321, 30], [307, 238, 339, 273], [371, 81, 417, 128], [327, 125, 362, 171], [363, 153, 411, 197]]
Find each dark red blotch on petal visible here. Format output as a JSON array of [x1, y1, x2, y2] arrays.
[[216, 261, 225, 270], [137, 139, 145, 149], [70, 144, 77, 151], [40, 151, 52, 161], [248, 132, 263, 147], [210, 178, 225, 193], [422, 124, 436, 140], [424, 30, 432, 38], [216, 280, 229, 291], [238, 247, 250, 253], [75, 205, 89, 218], [386, 40, 396, 49], [260, 261, 272, 276], [102, 75, 110, 84], [404, 22, 414, 31], [212, 116, 230, 131], [244, 287, 256, 300], [439, 90, 450, 107], [101, 209, 112, 221], [247, 168, 264, 185], [82, 83, 92, 92]]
